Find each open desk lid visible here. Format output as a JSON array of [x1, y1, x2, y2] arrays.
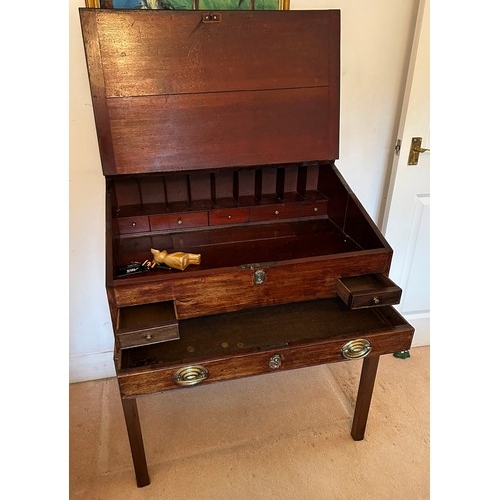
[[80, 9, 340, 176]]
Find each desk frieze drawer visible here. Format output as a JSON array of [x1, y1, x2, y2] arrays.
[[117, 299, 414, 397], [118, 328, 413, 397]]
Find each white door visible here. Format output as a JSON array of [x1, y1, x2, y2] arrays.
[[381, 0, 430, 346]]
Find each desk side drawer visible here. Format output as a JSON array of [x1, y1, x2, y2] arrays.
[[116, 301, 179, 349], [336, 274, 402, 309], [118, 324, 180, 349]]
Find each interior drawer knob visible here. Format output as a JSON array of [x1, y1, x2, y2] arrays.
[[341, 339, 372, 359], [174, 365, 208, 386], [269, 354, 282, 370]]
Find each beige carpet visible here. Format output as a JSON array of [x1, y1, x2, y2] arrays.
[[70, 346, 429, 499]]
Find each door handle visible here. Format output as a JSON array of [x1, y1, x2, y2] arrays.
[[408, 137, 430, 165]]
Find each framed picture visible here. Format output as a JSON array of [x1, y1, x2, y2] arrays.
[[85, 1, 290, 10]]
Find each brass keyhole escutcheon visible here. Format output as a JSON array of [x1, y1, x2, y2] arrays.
[[253, 269, 266, 285], [269, 354, 282, 370]]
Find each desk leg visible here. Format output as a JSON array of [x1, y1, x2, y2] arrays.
[[350, 355, 380, 441], [121, 397, 150, 487]]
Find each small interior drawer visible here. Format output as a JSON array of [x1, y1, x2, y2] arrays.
[[117, 301, 179, 349], [150, 212, 208, 231], [209, 207, 250, 226], [336, 274, 402, 309], [117, 216, 150, 235], [301, 199, 328, 216], [249, 202, 304, 221]]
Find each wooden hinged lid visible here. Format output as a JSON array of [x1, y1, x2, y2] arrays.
[[80, 8, 340, 176]]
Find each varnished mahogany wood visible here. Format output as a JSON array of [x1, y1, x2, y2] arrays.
[[121, 398, 150, 487], [79, 9, 340, 174], [351, 355, 380, 441]]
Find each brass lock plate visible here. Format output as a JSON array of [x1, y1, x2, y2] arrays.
[[408, 137, 430, 165]]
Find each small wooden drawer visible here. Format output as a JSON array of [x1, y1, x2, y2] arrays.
[[249, 202, 304, 222], [336, 274, 402, 309], [117, 216, 150, 235], [209, 207, 250, 226], [117, 301, 179, 349], [150, 211, 208, 231], [301, 199, 328, 217]]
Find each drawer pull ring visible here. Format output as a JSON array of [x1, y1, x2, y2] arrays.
[[372, 296, 380, 304], [341, 339, 372, 359], [174, 365, 208, 386], [269, 354, 282, 370]]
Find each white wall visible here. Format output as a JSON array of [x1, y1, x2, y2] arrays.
[[70, 1, 115, 381], [69, 0, 418, 382]]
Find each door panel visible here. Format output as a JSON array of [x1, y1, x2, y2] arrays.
[[381, 0, 429, 345]]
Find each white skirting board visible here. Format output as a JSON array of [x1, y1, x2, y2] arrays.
[[70, 351, 116, 383], [406, 312, 430, 347]]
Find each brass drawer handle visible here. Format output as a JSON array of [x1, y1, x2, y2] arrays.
[[341, 339, 372, 359], [174, 365, 208, 386]]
